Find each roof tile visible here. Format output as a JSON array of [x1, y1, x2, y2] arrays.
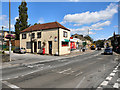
[[21, 21, 70, 33]]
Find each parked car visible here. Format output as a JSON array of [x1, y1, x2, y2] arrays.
[[104, 48, 113, 55], [97, 47, 101, 50], [13, 47, 26, 54]]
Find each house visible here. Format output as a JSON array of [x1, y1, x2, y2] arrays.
[[20, 21, 70, 55], [71, 34, 86, 41], [70, 37, 83, 50]]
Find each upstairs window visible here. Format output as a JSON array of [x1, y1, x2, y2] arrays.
[[63, 31, 67, 38], [32, 33, 35, 38], [22, 34, 26, 39], [37, 32, 41, 38]]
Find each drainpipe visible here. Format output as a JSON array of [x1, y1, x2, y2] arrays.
[[58, 28, 59, 56], [30, 30, 33, 53]]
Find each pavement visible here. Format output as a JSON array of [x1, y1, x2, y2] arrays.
[[1, 49, 94, 69], [1, 50, 120, 89]]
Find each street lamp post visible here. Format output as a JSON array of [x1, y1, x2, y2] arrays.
[[9, 0, 11, 61]]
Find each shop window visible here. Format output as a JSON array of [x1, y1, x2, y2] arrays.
[[22, 34, 26, 39], [32, 33, 35, 38], [63, 31, 67, 37], [37, 32, 41, 38], [26, 42, 31, 49], [62, 41, 69, 46], [38, 41, 41, 49]]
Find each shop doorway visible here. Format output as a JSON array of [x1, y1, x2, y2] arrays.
[[48, 41, 52, 54], [34, 42, 37, 53]]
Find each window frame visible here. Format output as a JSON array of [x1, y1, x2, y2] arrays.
[[22, 33, 26, 39], [37, 32, 41, 38], [26, 42, 31, 49], [32, 33, 35, 39], [63, 31, 67, 38], [62, 41, 69, 47]]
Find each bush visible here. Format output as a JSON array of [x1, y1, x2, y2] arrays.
[[4, 47, 15, 51]]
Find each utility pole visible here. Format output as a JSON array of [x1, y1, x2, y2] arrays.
[[2, 26, 4, 51], [9, 0, 11, 61], [88, 29, 89, 36]]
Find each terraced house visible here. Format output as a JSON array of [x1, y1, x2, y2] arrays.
[[20, 22, 70, 55]]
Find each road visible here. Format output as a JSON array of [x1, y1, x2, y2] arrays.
[[1, 50, 120, 89]]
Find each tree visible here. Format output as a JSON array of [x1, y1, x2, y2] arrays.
[[94, 40, 105, 47], [84, 35, 93, 42], [15, 19, 20, 40], [14, 0, 29, 40], [34, 23, 40, 25]]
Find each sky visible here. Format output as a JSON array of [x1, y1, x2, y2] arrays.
[[1, 1, 119, 41]]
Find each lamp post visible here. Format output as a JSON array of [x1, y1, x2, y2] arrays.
[[9, 0, 11, 61]]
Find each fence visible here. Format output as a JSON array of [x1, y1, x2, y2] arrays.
[[0, 45, 19, 51]]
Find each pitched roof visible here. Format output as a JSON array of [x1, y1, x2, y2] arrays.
[[21, 21, 70, 33]]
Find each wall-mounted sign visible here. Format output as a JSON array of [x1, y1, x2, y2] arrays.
[[54, 36, 57, 42]]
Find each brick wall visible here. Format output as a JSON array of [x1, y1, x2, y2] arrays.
[[6, 40, 20, 47]]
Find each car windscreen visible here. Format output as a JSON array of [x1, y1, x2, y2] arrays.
[[21, 48, 25, 50], [15, 48, 20, 50], [105, 49, 111, 51]]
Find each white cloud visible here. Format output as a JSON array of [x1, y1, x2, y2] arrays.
[[91, 21, 111, 30], [62, 3, 117, 26], [94, 28, 103, 30], [37, 18, 44, 24], [114, 25, 118, 28], [15, 16, 19, 21], [71, 26, 89, 32], [89, 31, 96, 35], [0, 15, 14, 31]]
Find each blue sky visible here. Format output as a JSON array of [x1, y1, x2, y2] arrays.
[[1, 1, 119, 41]]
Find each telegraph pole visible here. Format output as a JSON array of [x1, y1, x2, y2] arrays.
[[2, 26, 4, 51], [88, 29, 89, 36], [9, 0, 11, 61]]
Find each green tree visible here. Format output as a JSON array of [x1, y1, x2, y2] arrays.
[[15, 19, 20, 40], [14, 0, 29, 40], [94, 40, 105, 47], [84, 35, 93, 42], [34, 23, 40, 25]]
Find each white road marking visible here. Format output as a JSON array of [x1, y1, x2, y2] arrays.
[[63, 70, 75, 75], [113, 83, 119, 88], [97, 86, 102, 88], [58, 68, 71, 74], [106, 76, 112, 81], [113, 70, 118, 73], [75, 72, 83, 76], [2, 81, 20, 89], [27, 65, 34, 68], [117, 78, 120, 82], [109, 73, 115, 77], [115, 67, 118, 70], [100, 81, 109, 86], [75, 77, 85, 88], [97, 58, 102, 59]]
